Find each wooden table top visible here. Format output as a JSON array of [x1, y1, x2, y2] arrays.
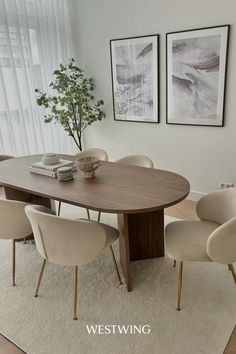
[[0, 154, 190, 214]]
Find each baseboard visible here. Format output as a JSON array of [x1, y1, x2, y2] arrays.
[[188, 190, 205, 201]]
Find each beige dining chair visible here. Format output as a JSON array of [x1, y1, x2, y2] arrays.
[[25, 204, 122, 320], [165, 188, 236, 311], [0, 198, 32, 286], [0, 154, 13, 162], [116, 154, 154, 169], [0, 155, 13, 187], [57, 148, 108, 220]]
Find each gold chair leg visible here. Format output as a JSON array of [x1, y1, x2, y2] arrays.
[[97, 211, 101, 222], [86, 209, 91, 220], [177, 261, 183, 311], [173, 260, 176, 268], [109, 244, 122, 285], [73, 266, 78, 320], [12, 240, 16, 286], [58, 201, 61, 216], [35, 259, 46, 297], [228, 264, 236, 284]]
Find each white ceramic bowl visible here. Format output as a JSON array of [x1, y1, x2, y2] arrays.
[[42, 153, 59, 165]]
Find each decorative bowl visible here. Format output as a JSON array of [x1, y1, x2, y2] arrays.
[[42, 153, 59, 165], [76, 156, 101, 178]]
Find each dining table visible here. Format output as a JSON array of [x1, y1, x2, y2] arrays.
[[0, 154, 190, 291]]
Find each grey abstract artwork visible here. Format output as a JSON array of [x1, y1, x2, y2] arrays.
[[110, 35, 159, 123], [167, 26, 229, 126]]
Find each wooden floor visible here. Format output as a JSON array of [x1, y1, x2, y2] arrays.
[[0, 198, 235, 354], [165, 199, 198, 220], [0, 334, 25, 354], [225, 327, 236, 354]]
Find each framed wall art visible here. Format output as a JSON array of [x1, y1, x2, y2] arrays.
[[110, 34, 159, 123], [166, 25, 230, 126]]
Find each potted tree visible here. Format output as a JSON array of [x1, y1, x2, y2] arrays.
[[35, 58, 106, 151]]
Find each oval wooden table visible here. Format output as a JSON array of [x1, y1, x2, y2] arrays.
[[0, 155, 190, 291]]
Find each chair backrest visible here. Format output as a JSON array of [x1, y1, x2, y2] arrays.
[[0, 198, 32, 239], [116, 154, 154, 168], [25, 205, 108, 267], [207, 216, 236, 265], [0, 155, 13, 162], [196, 188, 236, 225], [75, 148, 108, 161]]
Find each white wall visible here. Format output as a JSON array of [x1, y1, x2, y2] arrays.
[[71, 0, 236, 196]]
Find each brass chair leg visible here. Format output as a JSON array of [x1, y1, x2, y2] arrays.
[[228, 264, 236, 284], [177, 261, 183, 311], [58, 201, 61, 216], [173, 260, 176, 268], [73, 266, 78, 320], [97, 211, 101, 222], [109, 244, 122, 285], [86, 209, 91, 220], [35, 259, 46, 297], [12, 240, 16, 286]]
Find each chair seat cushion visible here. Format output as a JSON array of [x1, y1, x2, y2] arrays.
[[77, 218, 119, 245], [100, 222, 119, 245], [165, 220, 219, 262]]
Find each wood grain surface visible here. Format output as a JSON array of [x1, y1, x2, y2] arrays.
[[0, 155, 190, 214]]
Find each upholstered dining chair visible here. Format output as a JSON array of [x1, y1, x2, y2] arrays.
[[0, 155, 13, 187], [25, 204, 122, 320], [116, 154, 154, 169], [0, 198, 32, 286], [57, 147, 108, 220], [165, 188, 236, 311], [0, 154, 13, 162]]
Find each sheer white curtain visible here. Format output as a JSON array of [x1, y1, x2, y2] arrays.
[[0, 0, 75, 156]]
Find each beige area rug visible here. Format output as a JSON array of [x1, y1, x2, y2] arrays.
[[0, 201, 235, 354]]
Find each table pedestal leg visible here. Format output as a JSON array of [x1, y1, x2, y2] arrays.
[[118, 209, 165, 291]]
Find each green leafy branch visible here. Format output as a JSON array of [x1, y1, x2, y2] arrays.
[[35, 58, 106, 151]]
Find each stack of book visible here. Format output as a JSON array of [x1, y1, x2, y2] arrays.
[[30, 159, 75, 178]]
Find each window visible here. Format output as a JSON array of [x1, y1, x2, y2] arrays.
[[0, 0, 74, 155]]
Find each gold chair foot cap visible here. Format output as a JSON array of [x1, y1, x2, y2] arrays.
[[12, 283, 16, 287], [73, 317, 77, 321], [34, 294, 38, 298], [177, 307, 181, 311]]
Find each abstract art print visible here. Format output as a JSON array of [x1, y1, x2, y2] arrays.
[[166, 25, 230, 126], [110, 35, 159, 123]]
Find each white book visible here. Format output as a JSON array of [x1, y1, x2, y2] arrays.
[[30, 167, 57, 178], [31, 159, 74, 172]]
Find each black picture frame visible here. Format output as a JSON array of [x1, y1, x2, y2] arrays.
[[166, 25, 230, 127], [110, 34, 160, 124]]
